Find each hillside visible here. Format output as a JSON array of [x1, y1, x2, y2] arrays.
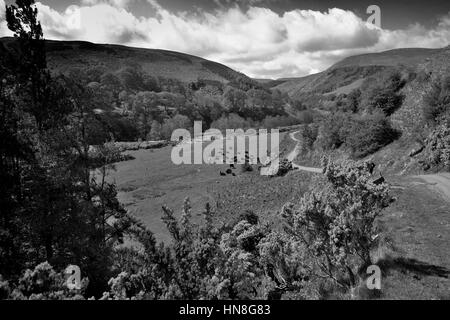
[[274, 47, 447, 99], [0, 37, 248, 84]]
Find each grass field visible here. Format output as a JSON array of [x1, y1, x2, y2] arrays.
[[376, 175, 450, 299], [102, 132, 450, 299], [102, 132, 314, 243]]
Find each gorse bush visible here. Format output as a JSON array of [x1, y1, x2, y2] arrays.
[[281, 158, 391, 289], [2, 262, 88, 300], [423, 76, 450, 125], [0, 158, 391, 300], [101, 200, 276, 300], [424, 120, 450, 171]]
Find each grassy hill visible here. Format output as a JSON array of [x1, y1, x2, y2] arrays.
[[0, 37, 248, 84], [273, 47, 448, 99]]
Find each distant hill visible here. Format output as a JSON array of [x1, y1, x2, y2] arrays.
[[0, 37, 249, 84], [272, 47, 448, 99]]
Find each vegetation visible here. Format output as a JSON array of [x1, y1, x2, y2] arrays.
[[0, 156, 391, 300], [315, 112, 399, 158], [2, 0, 448, 302], [424, 120, 450, 171], [423, 75, 450, 125]]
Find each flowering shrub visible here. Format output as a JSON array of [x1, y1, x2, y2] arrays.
[[4, 262, 87, 300], [1, 159, 392, 300], [425, 120, 450, 171], [281, 158, 391, 289]]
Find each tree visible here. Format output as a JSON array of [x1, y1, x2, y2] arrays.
[[345, 113, 400, 158], [161, 115, 192, 140], [0, 1, 137, 297], [345, 89, 361, 113], [363, 71, 405, 116], [148, 120, 162, 140]]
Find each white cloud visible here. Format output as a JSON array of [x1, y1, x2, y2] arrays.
[[3, 1, 450, 78], [0, 0, 11, 38], [81, 0, 133, 9]]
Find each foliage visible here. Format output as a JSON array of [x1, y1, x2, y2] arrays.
[[424, 120, 450, 171], [299, 124, 319, 150], [160, 114, 192, 140], [345, 113, 401, 158], [361, 70, 405, 116], [423, 76, 450, 125], [316, 112, 353, 150], [317, 112, 400, 158], [281, 159, 391, 289], [4, 262, 87, 300], [101, 200, 276, 300], [0, 0, 137, 297], [277, 159, 293, 176]]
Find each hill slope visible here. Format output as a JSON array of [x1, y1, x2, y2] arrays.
[[0, 37, 247, 84], [274, 47, 448, 99]]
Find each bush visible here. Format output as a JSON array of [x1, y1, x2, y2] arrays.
[[423, 76, 450, 125], [345, 113, 400, 158], [281, 159, 392, 289], [299, 124, 319, 150], [5, 262, 88, 300], [424, 120, 450, 171], [277, 159, 293, 176], [362, 71, 405, 116], [316, 113, 353, 150], [161, 114, 192, 140]]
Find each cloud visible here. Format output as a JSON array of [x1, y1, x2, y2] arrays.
[[0, 0, 10, 38], [3, 1, 450, 78], [81, 0, 133, 8]]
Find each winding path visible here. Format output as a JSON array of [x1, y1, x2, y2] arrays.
[[416, 173, 450, 203], [287, 131, 322, 173], [261, 130, 322, 176]]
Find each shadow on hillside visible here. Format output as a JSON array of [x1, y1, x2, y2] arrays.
[[377, 256, 450, 278]]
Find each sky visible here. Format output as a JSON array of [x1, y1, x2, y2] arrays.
[[1, 0, 450, 78]]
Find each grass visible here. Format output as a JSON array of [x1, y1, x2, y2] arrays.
[[102, 131, 450, 300], [373, 175, 450, 299], [102, 132, 310, 243]]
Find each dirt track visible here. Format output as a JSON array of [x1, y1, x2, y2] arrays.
[[416, 173, 450, 202], [287, 131, 322, 173]]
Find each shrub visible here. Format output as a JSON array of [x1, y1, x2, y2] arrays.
[[6, 262, 88, 300], [281, 159, 392, 289], [423, 76, 450, 125], [345, 113, 400, 158], [299, 124, 319, 150], [316, 113, 353, 150], [277, 159, 293, 176], [424, 120, 450, 171], [362, 71, 405, 116]]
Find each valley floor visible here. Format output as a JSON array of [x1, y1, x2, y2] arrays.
[[105, 130, 450, 299]]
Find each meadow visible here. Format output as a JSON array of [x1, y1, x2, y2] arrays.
[[103, 132, 316, 243]]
